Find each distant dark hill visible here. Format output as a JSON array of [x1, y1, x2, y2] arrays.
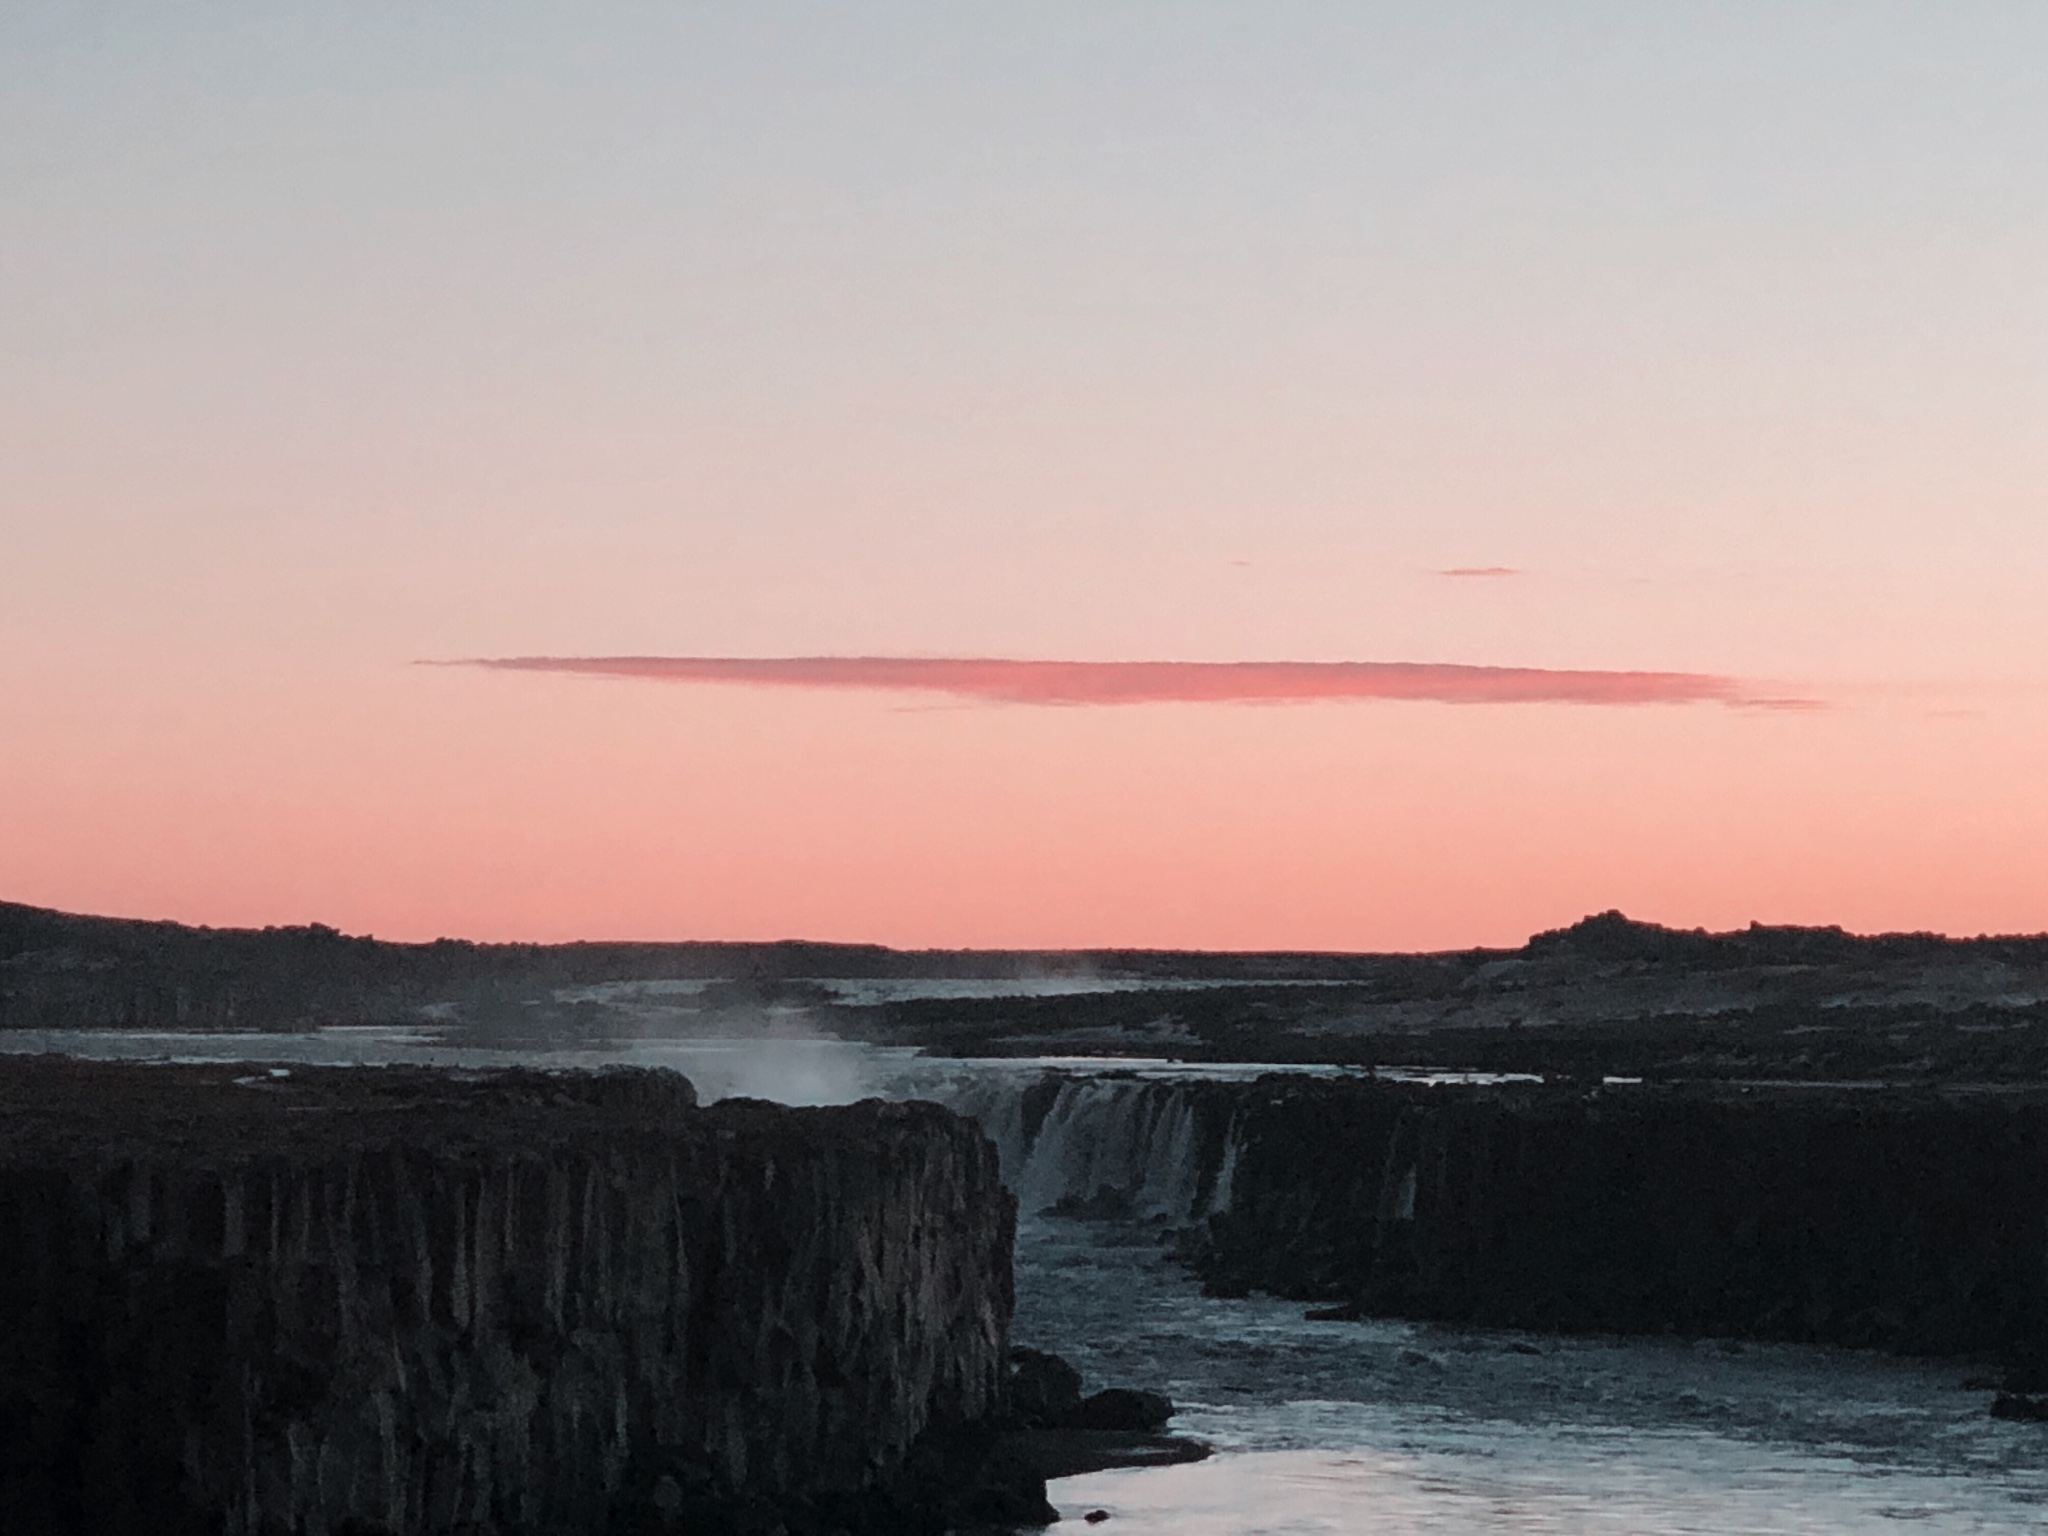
[[0, 899, 1411, 1032], [0, 901, 906, 1031], [0, 897, 1506, 1033], [6, 901, 2048, 1082], [840, 913, 2048, 1082], [1524, 909, 2036, 967]]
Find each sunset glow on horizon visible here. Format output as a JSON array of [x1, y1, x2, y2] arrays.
[[5, 4, 2046, 951]]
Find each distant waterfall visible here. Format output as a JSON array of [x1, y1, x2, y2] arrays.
[[1206, 1120, 1241, 1216], [930, 1070, 1236, 1223]]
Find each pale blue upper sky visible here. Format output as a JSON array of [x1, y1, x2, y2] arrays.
[[5, 3, 2045, 675]]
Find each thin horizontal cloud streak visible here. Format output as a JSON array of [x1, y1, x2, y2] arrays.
[[1440, 566, 1522, 578], [444, 656, 1812, 709]]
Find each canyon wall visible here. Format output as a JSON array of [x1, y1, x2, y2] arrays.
[[0, 1059, 1021, 1535], [1186, 1078, 2048, 1364], [942, 1067, 2048, 1369]]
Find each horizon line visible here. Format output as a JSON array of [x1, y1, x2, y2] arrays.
[[7, 895, 2039, 952]]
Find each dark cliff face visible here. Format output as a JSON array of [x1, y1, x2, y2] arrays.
[[1189, 1078, 2048, 1364], [0, 1060, 1016, 1535]]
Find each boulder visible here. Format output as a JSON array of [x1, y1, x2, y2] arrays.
[[1058, 1388, 1175, 1434], [1007, 1346, 1084, 1427]]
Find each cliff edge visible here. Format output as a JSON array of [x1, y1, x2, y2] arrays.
[[0, 1058, 1029, 1535]]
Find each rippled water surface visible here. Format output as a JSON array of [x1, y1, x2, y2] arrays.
[[13, 1029, 2047, 1532], [1017, 1219, 2048, 1533]]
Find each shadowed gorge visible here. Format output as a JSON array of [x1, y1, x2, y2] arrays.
[[928, 1066, 2048, 1372]]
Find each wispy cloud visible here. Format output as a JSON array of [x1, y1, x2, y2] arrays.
[[437, 655, 1815, 709], [1440, 566, 1521, 578]]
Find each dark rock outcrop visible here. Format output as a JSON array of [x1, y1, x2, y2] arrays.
[[1002, 1350, 1173, 1435], [1186, 1077, 2048, 1369], [0, 1058, 1027, 1535], [996, 1347, 1205, 1479], [1006, 1346, 1084, 1425], [1058, 1389, 1174, 1435], [1991, 1393, 2048, 1422]]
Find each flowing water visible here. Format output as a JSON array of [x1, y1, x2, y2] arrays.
[[10, 1029, 2047, 1532]]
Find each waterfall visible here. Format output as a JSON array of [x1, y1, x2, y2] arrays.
[[1205, 1119, 1241, 1216], [924, 1070, 1226, 1224], [918, 1071, 1034, 1171]]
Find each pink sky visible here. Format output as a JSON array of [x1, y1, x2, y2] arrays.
[[3, 6, 2046, 949]]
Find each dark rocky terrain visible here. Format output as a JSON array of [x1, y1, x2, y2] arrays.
[[0, 900, 941, 1033], [12, 898, 2048, 1456], [9, 902, 2048, 1083], [858, 912, 2048, 1082], [0, 1058, 1033, 1535], [0, 900, 1324, 1035]]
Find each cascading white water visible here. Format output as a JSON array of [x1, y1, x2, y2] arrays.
[[1204, 1121, 1241, 1217], [929, 1073, 1221, 1222]]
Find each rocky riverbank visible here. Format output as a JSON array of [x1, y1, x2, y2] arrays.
[[0, 1058, 1034, 1535]]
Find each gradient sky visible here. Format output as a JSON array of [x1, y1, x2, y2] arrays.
[[4, 3, 2046, 949]]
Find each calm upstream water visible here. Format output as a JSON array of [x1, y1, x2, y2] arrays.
[[11, 1028, 2048, 1533]]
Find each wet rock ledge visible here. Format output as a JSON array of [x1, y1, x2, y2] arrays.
[[0, 1058, 1031, 1535]]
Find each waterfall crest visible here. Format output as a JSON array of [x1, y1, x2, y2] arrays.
[[931, 1071, 1235, 1223]]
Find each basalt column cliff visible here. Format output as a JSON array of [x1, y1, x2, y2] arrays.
[[0, 1059, 1025, 1535], [1190, 1077, 2048, 1369]]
